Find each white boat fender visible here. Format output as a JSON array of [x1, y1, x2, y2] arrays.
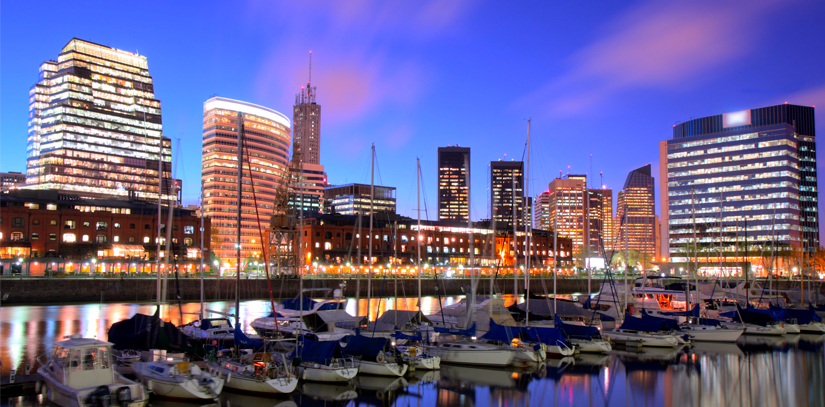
[[227, 372, 231, 383], [376, 353, 386, 363]]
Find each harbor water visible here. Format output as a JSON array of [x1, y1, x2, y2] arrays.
[[2, 297, 824, 407]]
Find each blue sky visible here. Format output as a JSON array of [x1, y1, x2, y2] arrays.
[[2, 0, 825, 230]]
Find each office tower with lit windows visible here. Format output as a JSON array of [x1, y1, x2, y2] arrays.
[[661, 104, 819, 270], [25, 38, 174, 201], [324, 183, 396, 215], [616, 164, 657, 259], [546, 176, 586, 254], [534, 191, 552, 231], [293, 55, 321, 166], [438, 146, 471, 222], [589, 188, 614, 254], [491, 161, 527, 228], [292, 162, 326, 213], [201, 97, 292, 266]]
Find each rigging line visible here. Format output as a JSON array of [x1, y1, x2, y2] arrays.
[[418, 164, 431, 221], [242, 141, 279, 331]]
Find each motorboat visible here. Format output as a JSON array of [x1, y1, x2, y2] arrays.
[[36, 335, 149, 407], [133, 359, 224, 399], [340, 335, 408, 377], [289, 337, 358, 383], [209, 351, 298, 394]]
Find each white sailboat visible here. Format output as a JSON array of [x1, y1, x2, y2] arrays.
[[208, 351, 297, 394]]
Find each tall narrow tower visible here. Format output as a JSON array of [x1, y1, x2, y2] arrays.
[[293, 52, 321, 165]]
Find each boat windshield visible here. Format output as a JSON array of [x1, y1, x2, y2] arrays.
[[53, 346, 110, 371]]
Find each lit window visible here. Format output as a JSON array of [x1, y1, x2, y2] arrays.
[[82, 235, 90, 242], [113, 236, 120, 242], [143, 236, 150, 243], [63, 233, 77, 243]]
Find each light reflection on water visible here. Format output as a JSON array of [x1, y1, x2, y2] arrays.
[[2, 299, 825, 406]]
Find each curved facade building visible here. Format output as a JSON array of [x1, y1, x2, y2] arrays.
[[202, 97, 291, 267]]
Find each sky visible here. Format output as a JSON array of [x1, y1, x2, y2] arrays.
[[2, 0, 825, 230]]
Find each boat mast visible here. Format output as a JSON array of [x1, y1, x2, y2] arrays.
[[153, 110, 163, 312], [368, 144, 374, 320], [235, 112, 243, 329], [200, 180, 205, 320], [553, 198, 558, 316], [512, 172, 518, 301], [416, 158, 422, 324], [524, 120, 531, 325], [691, 186, 697, 310]]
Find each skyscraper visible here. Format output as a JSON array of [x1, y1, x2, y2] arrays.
[[25, 38, 174, 201], [438, 146, 470, 222], [490, 161, 526, 228], [292, 53, 321, 165], [201, 97, 291, 266], [661, 104, 819, 272], [616, 165, 656, 260], [588, 188, 614, 255], [547, 176, 586, 254], [533, 191, 552, 231]]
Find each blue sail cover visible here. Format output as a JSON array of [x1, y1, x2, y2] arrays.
[[720, 306, 784, 327], [289, 337, 342, 365], [281, 296, 339, 311], [619, 315, 671, 332], [434, 323, 476, 337], [481, 320, 521, 343], [554, 315, 600, 340], [659, 305, 700, 318], [525, 326, 567, 347], [233, 325, 264, 349], [391, 330, 422, 341], [768, 304, 822, 325], [341, 335, 388, 358], [641, 311, 682, 331]]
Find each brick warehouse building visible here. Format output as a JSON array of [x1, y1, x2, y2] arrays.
[[0, 190, 209, 275], [293, 213, 574, 272]]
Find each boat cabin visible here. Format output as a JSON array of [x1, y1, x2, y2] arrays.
[[44, 335, 115, 389]]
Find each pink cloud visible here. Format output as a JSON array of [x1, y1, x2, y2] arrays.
[[518, 0, 786, 116]]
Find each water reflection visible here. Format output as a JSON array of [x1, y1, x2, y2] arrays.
[[2, 300, 825, 407]]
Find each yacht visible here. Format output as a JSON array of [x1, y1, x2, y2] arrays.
[[37, 335, 149, 407], [208, 351, 297, 394], [602, 315, 686, 348], [340, 335, 408, 377], [289, 337, 358, 383], [423, 338, 514, 367], [133, 359, 224, 399]]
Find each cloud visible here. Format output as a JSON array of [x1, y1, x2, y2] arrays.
[[518, 0, 785, 116]]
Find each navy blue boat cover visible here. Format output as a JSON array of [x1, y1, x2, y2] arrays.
[[769, 303, 822, 325], [107, 307, 190, 351], [434, 323, 476, 336], [233, 325, 264, 349], [481, 320, 522, 343], [524, 325, 567, 347], [641, 311, 682, 331], [391, 330, 422, 341], [720, 306, 785, 327], [340, 335, 388, 358], [619, 314, 671, 332], [554, 315, 600, 340], [289, 337, 342, 364], [281, 296, 339, 311]]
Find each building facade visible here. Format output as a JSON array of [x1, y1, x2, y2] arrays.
[[661, 104, 818, 273], [437, 146, 471, 222], [588, 188, 614, 255], [547, 176, 586, 255], [25, 38, 174, 201], [324, 183, 397, 215], [616, 165, 657, 260], [533, 191, 552, 231], [1, 172, 26, 191], [0, 189, 209, 275], [291, 162, 326, 214], [491, 161, 526, 228], [201, 97, 291, 266], [292, 59, 321, 166]]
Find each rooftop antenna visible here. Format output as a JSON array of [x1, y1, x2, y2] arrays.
[[308, 50, 312, 84]]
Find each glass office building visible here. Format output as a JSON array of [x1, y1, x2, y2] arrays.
[[25, 38, 174, 201], [660, 104, 818, 274], [616, 165, 657, 259], [438, 146, 471, 222]]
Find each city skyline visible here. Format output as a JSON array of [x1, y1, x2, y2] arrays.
[[2, 1, 825, 242]]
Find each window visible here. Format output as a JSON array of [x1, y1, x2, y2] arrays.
[[346, 233, 352, 240], [145, 224, 150, 230], [129, 237, 135, 243], [83, 221, 90, 227], [113, 236, 120, 242], [114, 223, 121, 229], [315, 242, 320, 248], [82, 235, 90, 242], [32, 219, 40, 225], [130, 223, 136, 229], [325, 232, 332, 239], [173, 225, 178, 231], [324, 242, 332, 250], [184, 226, 194, 234], [63, 233, 77, 243], [316, 232, 320, 237], [96, 222, 108, 231], [12, 217, 24, 228], [96, 235, 107, 243], [49, 233, 57, 241], [65, 220, 76, 230], [11, 232, 24, 241], [184, 237, 193, 246], [32, 233, 39, 240], [47, 204, 57, 210], [50, 220, 57, 226], [143, 236, 150, 243]]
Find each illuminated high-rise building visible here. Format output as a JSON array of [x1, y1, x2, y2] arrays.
[[547, 176, 586, 254], [25, 38, 174, 201], [201, 97, 291, 266], [533, 191, 552, 231], [292, 53, 321, 165], [616, 164, 656, 258], [589, 188, 614, 255], [490, 161, 527, 228], [438, 146, 470, 222], [661, 104, 818, 272]]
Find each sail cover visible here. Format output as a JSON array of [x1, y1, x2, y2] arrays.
[[391, 330, 423, 341], [525, 325, 567, 347], [769, 304, 821, 325], [434, 323, 477, 337], [481, 319, 522, 343], [554, 315, 600, 340], [107, 308, 190, 351], [233, 325, 264, 349], [340, 335, 388, 358], [289, 337, 342, 364], [618, 314, 671, 332], [641, 311, 682, 331], [720, 306, 785, 327]]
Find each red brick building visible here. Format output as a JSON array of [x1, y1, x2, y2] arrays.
[[1, 190, 210, 275]]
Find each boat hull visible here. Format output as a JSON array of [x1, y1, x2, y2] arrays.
[[570, 338, 612, 353], [211, 367, 297, 394], [602, 330, 682, 348], [38, 369, 148, 407], [425, 347, 514, 367], [799, 322, 825, 334], [403, 355, 441, 370], [684, 327, 743, 342], [356, 360, 408, 377], [297, 364, 358, 383]]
